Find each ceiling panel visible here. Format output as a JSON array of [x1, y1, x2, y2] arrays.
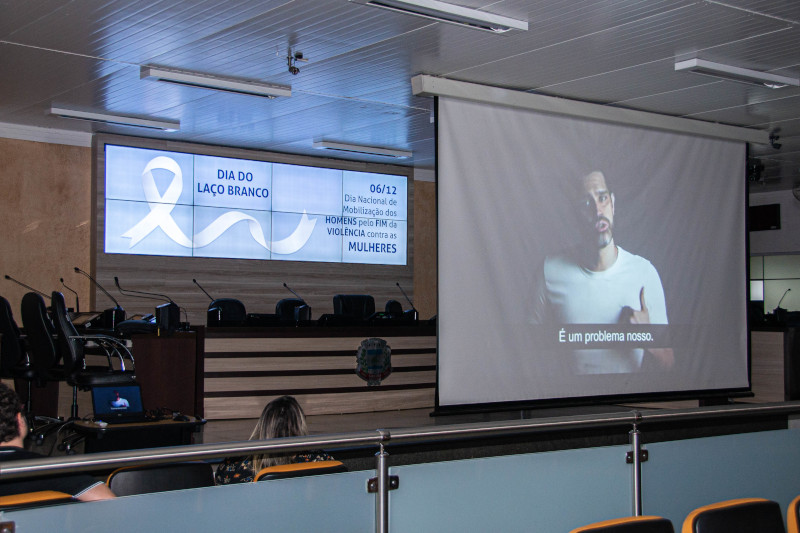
[[1, 0, 799, 185]]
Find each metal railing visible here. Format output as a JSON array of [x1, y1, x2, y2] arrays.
[[2, 401, 800, 532]]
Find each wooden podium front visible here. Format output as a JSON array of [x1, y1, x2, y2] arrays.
[[130, 329, 205, 418], [204, 325, 436, 419]]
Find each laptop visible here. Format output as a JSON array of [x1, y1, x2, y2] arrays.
[[91, 384, 148, 424]]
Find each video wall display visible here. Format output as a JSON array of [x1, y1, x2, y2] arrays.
[[104, 145, 408, 265], [436, 96, 750, 408]]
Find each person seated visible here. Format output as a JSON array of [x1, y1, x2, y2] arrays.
[[0, 383, 116, 501], [215, 395, 334, 485]]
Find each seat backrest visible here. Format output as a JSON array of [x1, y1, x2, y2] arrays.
[[208, 298, 247, 326], [275, 298, 305, 320], [20, 292, 60, 373], [571, 516, 674, 533], [255, 460, 348, 481], [788, 495, 800, 533], [0, 296, 26, 373], [50, 291, 84, 373], [384, 299, 403, 318], [682, 498, 786, 533], [106, 462, 215, 496], [0, 490, 74, 510], [332, 295, 375, 320]]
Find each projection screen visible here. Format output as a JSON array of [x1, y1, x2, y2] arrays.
[[436, 95, 750, 408]]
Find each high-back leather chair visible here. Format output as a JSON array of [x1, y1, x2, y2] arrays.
[[682, 498, 785, 533], [570, 516, 674, 533], [23, 292, 136, 420], [207, 298, 247, 327], [332, 295, 375, 321], [21, 293, 64, 377], [275, 298, 310, 323], [384, 299, 403, 318], [0, 296, 40, 415], [254, 460, 347, 481]]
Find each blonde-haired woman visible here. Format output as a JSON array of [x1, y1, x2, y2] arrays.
[[215, 396, 334, 484]]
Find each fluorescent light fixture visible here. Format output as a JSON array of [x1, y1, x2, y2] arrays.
[[141, 66, 292, 98], [49, 105, 180, 131], [675, 57, 799, 89], [313, 140, 412, 159], [349, 0, 527, 33]]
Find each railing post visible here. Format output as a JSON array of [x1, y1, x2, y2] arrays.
[[375, 440, 390, 533], [629, 414, 643, 516]]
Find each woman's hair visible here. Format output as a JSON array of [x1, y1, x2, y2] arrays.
[[0, 383, 23, 444], [249, 395, 308, 470]]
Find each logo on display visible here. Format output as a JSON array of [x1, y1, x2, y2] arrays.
[[122, 156, 316, 254]]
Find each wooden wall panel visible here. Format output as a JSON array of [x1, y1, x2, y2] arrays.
[[0, 138, 92, 315], [413, 179, 437, 321]]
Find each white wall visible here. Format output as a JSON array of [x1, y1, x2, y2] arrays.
[[750, 190, 800, 254]]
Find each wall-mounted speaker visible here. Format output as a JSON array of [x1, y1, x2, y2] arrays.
[[749, 203, 781, 232]]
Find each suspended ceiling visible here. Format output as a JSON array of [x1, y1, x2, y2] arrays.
[[1, 0, 799, 190]]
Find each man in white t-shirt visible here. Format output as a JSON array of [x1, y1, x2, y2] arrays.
[[533, 171, 674, 374]]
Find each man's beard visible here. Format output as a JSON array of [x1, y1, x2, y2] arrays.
[[586, 216, 613, 249]]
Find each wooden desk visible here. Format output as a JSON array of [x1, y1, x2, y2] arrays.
[[748, 327, 800, 402], [75, 329, 205, 421], [73, 417, 205, 453]]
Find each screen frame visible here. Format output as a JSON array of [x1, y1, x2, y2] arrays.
[[98, 139, 409, 266], [431, 93, 755, 415]]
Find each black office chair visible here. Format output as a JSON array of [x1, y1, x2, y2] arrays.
[[22, 292, 136, 421], [51, 292, 137, 416], [0, 296, 54, 425], [275, 298, 311, 323], [106, 462, 214, 496], [332, 295, 375, 322], [384, 299, 403, 318], [207, 298, 247, 327]]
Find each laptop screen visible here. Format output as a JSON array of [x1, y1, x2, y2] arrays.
[[91, 384, 145, 421]]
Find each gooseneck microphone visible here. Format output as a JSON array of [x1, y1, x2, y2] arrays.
[[115, 276, 184, 333], [4, 275, 50, 299], [60, 277, 80, 312], [114, 276, 174, 304], [193, 279, 214, 301], [74, 267, 124, 329], [776, 288, 792, 311], [396, 282, 416, 312], [283, 282, 305, 302], [74, 267, 121, 308], [396, 282, 418, 322]]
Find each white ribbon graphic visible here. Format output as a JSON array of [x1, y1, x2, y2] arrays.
[[123, 156, 193, 247], [122, 156, 316, 255]]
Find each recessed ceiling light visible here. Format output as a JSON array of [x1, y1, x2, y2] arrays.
[[349, 0, 527, 33], [141, 66, 292, 98]]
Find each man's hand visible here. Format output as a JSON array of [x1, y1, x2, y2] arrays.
[[630, 287, 650, 324], [629, 286, 674, 369]]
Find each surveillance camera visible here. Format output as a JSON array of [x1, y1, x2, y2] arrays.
[[289, 65, 300, 75], [294, 51, 304, 61]]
